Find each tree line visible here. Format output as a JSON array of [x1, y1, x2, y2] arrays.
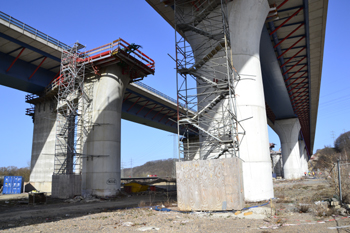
[[0, 166, 30, 184]]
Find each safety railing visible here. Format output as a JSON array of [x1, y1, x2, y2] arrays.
[[81, 38, 155, 71], [0, 11, 70, 51], [25, 94, 39, 102], [134, 82, 185, 108]]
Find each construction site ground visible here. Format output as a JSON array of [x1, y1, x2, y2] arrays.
[[1, 178, 350, 232]]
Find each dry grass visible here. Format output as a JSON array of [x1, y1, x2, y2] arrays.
[[296, 204, 310, 213]]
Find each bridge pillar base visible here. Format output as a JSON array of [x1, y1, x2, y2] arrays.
[[299, 139, 309, 174], [228, 0, 274, 202], [82, 65, 130, 197], [29, 100, 57, 192], [274, 118, 302, 179]]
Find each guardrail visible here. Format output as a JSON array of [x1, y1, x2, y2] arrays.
[[0, 11, 70, 51], [134, 81, 186, 108], [81, 38, 155, 71]]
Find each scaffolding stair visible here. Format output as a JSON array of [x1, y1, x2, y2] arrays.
[[192, 0, 222, 26], [191, 91, 228, 120], [193, 40, 225, 70], [177, 24, 223, 40]]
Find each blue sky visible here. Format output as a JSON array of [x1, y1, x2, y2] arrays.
[[0, 1, 348, 168]]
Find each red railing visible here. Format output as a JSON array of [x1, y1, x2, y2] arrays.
[[46, 38, 155, 92], [80, 38, 155, 71]]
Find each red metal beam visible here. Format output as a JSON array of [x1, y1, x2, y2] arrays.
[[144, 104, 157, 118], [123, 93, 132, 103], [288, 79, 308, 93], [50, 71, 60, 84], [290, 83, 308, 100], [158, 110, 171, 122], [277, 36, 305, 59], [6, 48, 26, 72], [270, 7, 304, 35], [165, 113, 177, 125], [292, 95, 308, 105], [28, 57, 47, 80], [152, 107, 165, 120], [284, 65, 307, 82], [295, 102, 309, 111], [280, 47, 306, 68], [274, 23, 304, 48], [136, 100, 149, 115], [286, 72, 308, 88], [283, 56, 306, 76], [277, 0, 289, 10], [127, 97, 141, 112], [293, 95, 309, 105]]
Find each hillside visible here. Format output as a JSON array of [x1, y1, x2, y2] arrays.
[[122, 158, 177, 178]]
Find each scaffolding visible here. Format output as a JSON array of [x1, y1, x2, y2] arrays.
[[53, 42, 92, 174], [175, 0, 244, 161]]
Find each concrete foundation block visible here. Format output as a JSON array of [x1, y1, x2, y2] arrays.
[[176, 157, 244, 211], [51, 174, 81, 199]]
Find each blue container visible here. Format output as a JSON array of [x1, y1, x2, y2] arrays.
[[2, 176, 23, 194]]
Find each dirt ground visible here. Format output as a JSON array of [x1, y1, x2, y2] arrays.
[[1, 178, 350, 232]]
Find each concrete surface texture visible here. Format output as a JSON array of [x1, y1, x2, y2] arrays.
[[274, 118, 302, 179], [176, 157, 244, 211], [180, 0, 274, 202], [82, 65, 130, 197], [29, 100, 57, 192], [271, 154, 282, 177], [299, 138, 309, 174], [227, 0, 274, 201]]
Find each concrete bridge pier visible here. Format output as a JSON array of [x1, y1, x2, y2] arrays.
[[29, 100, 57, 192], [82, 65, 130, 197], [274, 118, 302, 179], [228, 0, 274, 201], [299, 139, 308, 174]]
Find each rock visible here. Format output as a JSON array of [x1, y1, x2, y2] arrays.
[[331, 201, 340, 206], [137, 226, 160, 231], [336, 207, 347, 216], [122, 222, 134, 227]]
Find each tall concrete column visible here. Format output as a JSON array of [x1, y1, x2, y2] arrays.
[[228, 0, 274, 201], [30, 100, 57, 192], [82, 65, 130, 197], [299, 139, 308, 174], [179, 0, 273, 201], [274, 118, 302, 179]]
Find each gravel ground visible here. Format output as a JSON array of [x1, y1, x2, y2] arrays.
[[1, 178, 350, 232], [2, 206, 350, 232]]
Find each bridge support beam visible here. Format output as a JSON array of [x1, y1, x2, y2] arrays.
[[29, 100, 56, 192], [82, 65, 130, 197], [274, 118, 302, 179], [228, 0, 274, 201]]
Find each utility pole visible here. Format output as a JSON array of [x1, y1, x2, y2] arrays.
[[331, 131, 335, 145], [169, 134, 177, 178], [121, 162, 124, 178]]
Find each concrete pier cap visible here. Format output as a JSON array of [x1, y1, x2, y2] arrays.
[[227, 0, 274, 202], [274, 118, 303, 179]]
